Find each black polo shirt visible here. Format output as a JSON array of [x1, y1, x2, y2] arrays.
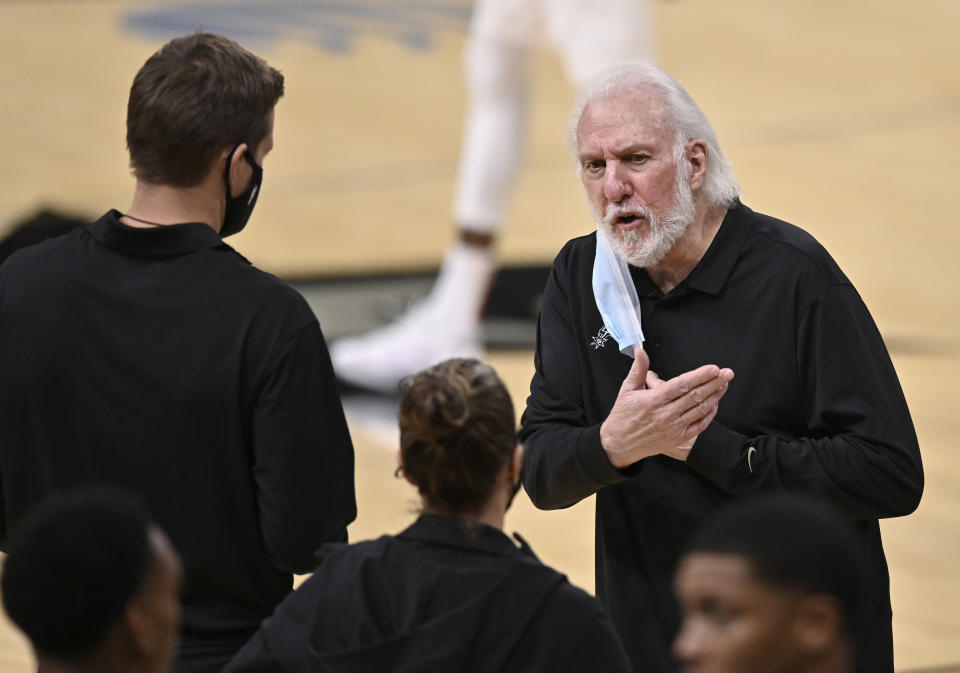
[[0, 210, 356, 668], [520, 202, 922, 673], [227, 514, 633, 673]]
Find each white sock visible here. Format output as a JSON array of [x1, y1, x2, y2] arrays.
[[425, 242, 495, 336]]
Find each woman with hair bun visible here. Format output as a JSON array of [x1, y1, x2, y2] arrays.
[[227, 358, 632, 673]]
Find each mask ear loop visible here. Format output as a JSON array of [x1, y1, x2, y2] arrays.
[[224, 143, 262, 196], [242, 149, 263, 206]]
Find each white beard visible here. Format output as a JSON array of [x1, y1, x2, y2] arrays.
[[600, 169, 696, 268]]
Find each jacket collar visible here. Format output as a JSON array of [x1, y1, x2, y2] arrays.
[[399, 514, 539, 562], [88, 209, 228, 257]]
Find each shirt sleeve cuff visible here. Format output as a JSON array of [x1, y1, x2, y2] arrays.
[[576, 424, 632, 486], [685, 421, 749, 491]]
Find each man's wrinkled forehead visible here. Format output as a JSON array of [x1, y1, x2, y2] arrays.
[[576, 86, 673, 149]]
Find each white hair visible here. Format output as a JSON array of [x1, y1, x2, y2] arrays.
[[568, 62, 739, 209]]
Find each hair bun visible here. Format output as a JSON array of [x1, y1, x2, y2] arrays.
[[419, 373, 471, 445], [398, 359, 517, 514]]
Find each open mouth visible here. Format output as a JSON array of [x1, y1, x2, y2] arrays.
[[615, 214, 644, 227]]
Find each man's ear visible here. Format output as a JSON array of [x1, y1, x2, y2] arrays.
[[226, 143, 250, 196], [685, 140, 709, 192], [510, 443, 524, 484], [123, 596, 157, 657], [792, 594, 843, 654]]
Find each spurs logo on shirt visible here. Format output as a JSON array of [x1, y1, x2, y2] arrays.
[[590, 325, 610, 350]]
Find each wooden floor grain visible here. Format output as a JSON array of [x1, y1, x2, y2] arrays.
[[1, 0, 957, 670]]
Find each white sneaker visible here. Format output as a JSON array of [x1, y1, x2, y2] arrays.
[[330, 301, 483, 394], [330, 242, 494, 394]]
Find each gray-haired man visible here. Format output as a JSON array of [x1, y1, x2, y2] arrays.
[[520, 62, 922, 673]]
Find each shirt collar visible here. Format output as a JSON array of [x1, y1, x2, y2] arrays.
[[399, 513, 537, 561], [88, 209, 228, 256], [684, 201, 753, 295], [630, 201, 753, 298]]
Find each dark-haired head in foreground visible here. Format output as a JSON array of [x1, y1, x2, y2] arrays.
[[2, 490, 182, 673], [672, 495, 859, 673]]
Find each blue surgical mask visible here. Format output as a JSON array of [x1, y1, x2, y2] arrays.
[[592, 228, 644, 357]]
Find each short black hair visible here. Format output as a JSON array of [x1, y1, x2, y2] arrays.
[[683, 494, 861, 634], [1, 488, 155, 660]]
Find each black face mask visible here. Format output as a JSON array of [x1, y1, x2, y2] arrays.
[[220, 145, 263, 238]]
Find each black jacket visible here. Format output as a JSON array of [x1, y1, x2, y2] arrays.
[[227, 514, 633, 673]]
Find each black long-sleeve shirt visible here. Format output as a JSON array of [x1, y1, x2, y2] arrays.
[[520, 202, 922, 673], [226, 514, 633, 673], [0, 211, 357, 671]]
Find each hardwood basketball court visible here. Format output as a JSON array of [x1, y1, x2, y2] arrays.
[[0, 1, 957, 670]]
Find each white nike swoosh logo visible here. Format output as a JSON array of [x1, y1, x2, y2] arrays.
[[747, 446, 757, 474]]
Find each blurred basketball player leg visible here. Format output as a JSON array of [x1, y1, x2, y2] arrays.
[[330, 34, 527, 393], [331, 0, 653, 393]]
